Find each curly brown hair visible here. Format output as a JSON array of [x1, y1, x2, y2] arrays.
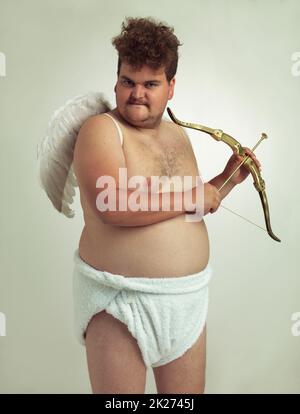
[[111, 16, 182, 83]]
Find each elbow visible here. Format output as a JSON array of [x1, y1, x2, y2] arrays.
[[98, 210, 121, 226], [98, 210, 114, 225], [99, 210, 135, 227], [91, 192, 117, 225]]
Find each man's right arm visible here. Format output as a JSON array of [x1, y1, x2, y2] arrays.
[[103, 185, 196, 227], [73, 115, 198, 227]]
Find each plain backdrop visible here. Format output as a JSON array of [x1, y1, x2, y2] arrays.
[[0, 0, 299, 393]]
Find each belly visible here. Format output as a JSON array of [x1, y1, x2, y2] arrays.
[[78, 212, 210, 278]]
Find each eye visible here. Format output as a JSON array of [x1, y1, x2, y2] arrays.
[[146, 82, 158, 88], [122, 79, 134, 86]]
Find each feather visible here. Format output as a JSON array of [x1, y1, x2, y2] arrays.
[[37, 91, 111, 217]]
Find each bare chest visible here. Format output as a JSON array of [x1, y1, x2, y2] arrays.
[[122, 123, 198, 180]]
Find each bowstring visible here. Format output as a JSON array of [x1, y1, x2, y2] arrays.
[[220, 204, 267, 233]]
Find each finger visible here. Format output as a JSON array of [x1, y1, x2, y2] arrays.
[[244, 147, 256, 158], [245, 148, 258, 161], [244, 148, 262, 170]]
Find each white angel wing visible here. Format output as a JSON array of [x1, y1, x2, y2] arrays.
[[37, 91, 111, 218]]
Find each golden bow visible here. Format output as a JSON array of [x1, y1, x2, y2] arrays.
[[167, 107, 281, 243]]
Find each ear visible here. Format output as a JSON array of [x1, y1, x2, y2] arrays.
[[168, 77, 175, 100]]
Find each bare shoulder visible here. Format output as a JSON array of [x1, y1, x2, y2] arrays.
[[77, 113, 112, 135], [75, 113, 122, 151], [163, 118, 193, 148], [73, 112, 125, 171], [163, 118, 180, 133]]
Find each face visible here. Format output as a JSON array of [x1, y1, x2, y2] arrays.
[[114, 62, 175, 129]]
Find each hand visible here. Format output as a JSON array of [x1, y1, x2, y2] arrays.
[[222, 147, 262, 186], [185, 180, 221, 215], [203, 183, 221, 214]]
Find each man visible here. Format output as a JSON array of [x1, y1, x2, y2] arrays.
[[72, 16, 261, 394]]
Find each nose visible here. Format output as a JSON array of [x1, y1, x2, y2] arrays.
[[131, 84, 145, 100]]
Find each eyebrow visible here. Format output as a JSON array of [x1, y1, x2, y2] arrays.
[[120, 75, 161, 84]]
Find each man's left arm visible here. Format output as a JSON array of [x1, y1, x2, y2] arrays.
[[179, 126, 237, 201], [208, 173, 236, 201]]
